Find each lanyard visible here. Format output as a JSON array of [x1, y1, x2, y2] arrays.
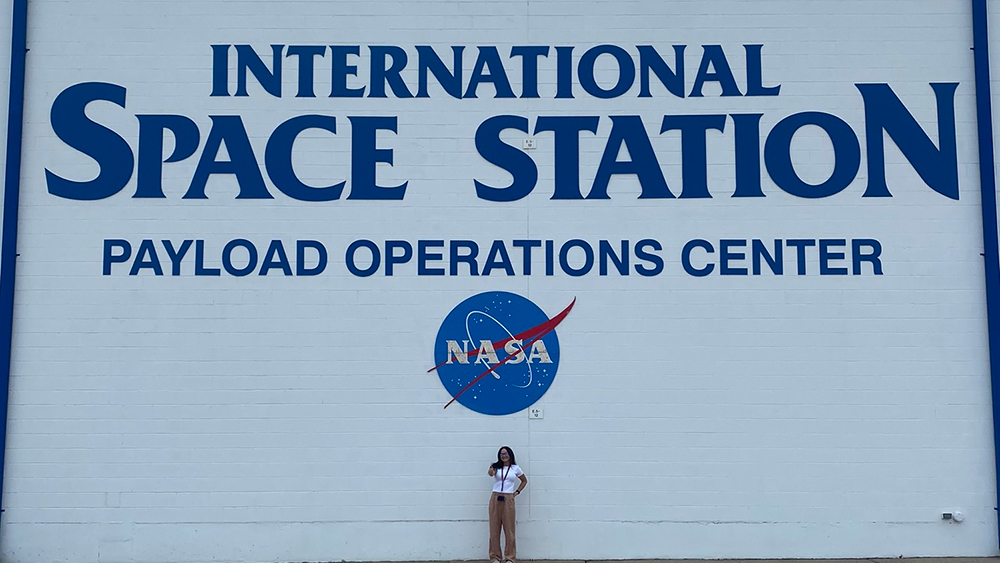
[[499, 465, 511, 492]]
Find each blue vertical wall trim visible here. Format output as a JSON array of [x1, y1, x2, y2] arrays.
[[971, 0, 1000, 549], [0, 0, 27, 534]]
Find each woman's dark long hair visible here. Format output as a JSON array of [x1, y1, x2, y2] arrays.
[[491, 446, 516, 470]]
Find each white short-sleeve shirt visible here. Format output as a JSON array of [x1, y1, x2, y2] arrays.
[[492, 464, 523, 493]]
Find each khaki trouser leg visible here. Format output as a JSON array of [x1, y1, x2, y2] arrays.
[[488, 492, 517, 562]]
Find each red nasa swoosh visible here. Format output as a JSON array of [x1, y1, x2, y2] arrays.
[[428, 298, 575, 409]]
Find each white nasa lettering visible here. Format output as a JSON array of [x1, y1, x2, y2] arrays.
[[504, 339, 527, 364], [445, 337, 551, 368], [528, 341, 553, 363], [476, 340, 501, 372], [446, 340, 471, 364]]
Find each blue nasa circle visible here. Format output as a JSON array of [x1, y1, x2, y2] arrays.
[[435, 292, 560, 416]]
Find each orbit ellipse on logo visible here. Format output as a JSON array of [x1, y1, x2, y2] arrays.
[[430, 291, 574, 416]]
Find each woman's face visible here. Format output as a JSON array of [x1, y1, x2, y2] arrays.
[[499, 449, 511, 464]]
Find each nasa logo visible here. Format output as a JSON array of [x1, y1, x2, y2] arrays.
[[430, 292, 575, 415]]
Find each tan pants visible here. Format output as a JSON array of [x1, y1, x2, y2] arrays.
[[488, 491, 516, 563]]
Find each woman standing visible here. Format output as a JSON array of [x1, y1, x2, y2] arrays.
[[487, 446, 527, 563]]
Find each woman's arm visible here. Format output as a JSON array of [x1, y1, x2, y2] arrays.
[[488, 465, 496, 477], [515, 473, 527, 496]]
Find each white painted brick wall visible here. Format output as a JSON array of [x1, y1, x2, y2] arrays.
[[0, 0, 11, 223], [0, 1, 996, 562]]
